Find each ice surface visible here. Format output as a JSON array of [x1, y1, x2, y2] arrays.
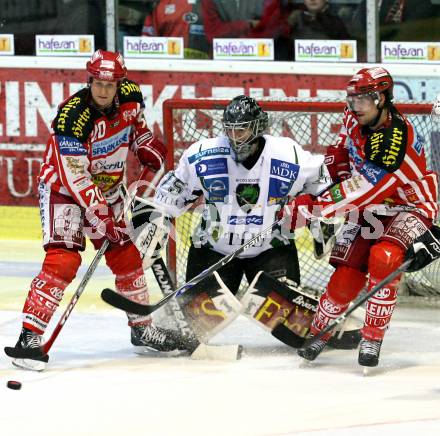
[[1, 241, 440, 436]]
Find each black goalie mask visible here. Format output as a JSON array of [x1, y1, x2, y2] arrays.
[[222, 95, 269, 162]]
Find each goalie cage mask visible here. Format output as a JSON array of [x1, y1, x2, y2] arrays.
[[222, 95, 269, 162]]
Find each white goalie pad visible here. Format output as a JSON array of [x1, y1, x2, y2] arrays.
[[130, 197, 171, 270], [179, 272, 242, 343], [241, 271, 318, 348]]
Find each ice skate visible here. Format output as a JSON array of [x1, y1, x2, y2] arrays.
[[358, 338, 382, 372], [5, 327, 49, 371], [297, 335, 329, 362], [131, 324, 188, 354]]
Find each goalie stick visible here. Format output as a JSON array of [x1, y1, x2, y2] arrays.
[[299, 258, 412, 351], [101, 216, 286, 315], [4, 167, 164, 362]]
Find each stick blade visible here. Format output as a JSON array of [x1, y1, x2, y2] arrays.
[[190, 344, 243, 361], [101, 288, 156, 315]]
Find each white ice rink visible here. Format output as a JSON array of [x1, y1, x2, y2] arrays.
[[1, 241, 440, 436]]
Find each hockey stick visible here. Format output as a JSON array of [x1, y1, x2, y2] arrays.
[[101, 216, 286, 316], [299, 258, 412, 350], [5, 167, 164, 361]]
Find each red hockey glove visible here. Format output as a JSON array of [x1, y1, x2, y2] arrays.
[[134, 166, 158, 198], [86, 205, 126, 245], [278, 194, 316, 230], [135, 134, 166, 172], [324, 145, 350, 182]]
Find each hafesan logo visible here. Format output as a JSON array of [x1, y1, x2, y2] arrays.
[[340, 43, 353, 59], [79, 38, 92, 53], [0, 37, 11, 52], [428, 45, 440, 61], [167, 39, 181, 55]]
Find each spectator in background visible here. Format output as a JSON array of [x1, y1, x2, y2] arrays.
[[142, 0, 209, 59], [249, 0, 297, 60], [119, 0, 156, 49], [351, 0, 440, 43], [288, 0, 350, 43], [201, 0, 264, 46]]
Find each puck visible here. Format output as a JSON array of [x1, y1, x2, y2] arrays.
[[7, 381, 22, 390]]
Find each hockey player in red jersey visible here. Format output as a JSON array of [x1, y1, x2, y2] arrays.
[[5, 50, 185, 371], [289, 67, 439, 367]]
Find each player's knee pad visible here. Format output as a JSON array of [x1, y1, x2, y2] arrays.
[[105, 242, 143, 276], [42, 247, 81, 283], [368, 241, 405, 280], [327, 265, 366, 306]]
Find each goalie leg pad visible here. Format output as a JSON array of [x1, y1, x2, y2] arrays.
[[151, 258, 200, 352], [179, 272, 242, 343], [241, 272, 318, 348]]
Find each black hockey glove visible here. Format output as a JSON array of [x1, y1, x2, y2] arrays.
[[404, 226, 440, 272]]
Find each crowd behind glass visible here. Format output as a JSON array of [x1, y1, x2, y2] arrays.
[[1, 0, 440, 62]]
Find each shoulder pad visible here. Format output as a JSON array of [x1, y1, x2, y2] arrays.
[[365, 114, 407, 173], [53, 89, 95, 142], [118, 79, 144, 105]]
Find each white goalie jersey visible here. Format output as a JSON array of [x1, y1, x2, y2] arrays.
[[154, 134, 329, 257]]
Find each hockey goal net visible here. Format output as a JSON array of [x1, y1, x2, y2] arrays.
[[162, 98, 440, 300]]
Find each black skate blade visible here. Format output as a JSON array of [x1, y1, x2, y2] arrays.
[[4, 346, 49, 362]]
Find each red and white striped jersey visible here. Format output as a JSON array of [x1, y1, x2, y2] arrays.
[[39, 79, 155, 210], [317, 106, 439, 220]]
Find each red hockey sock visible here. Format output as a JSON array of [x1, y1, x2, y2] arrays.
[[106, 244, 151, 326], [310, 265, 366, 339], [362, 277, 399, 341], [310, 292, 349, 340], [362, 241, 404, 340], [22, 248, 81, 334], [115, 267, 151, 326]]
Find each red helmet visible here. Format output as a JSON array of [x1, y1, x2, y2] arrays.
[[86, 49, 127, 82], [346, 67, 394, 101]]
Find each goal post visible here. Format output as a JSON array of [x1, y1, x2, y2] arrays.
[[162, 98, 439, 300]]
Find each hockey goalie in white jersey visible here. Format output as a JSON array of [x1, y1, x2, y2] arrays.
[[135, 95, 354, 349]]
